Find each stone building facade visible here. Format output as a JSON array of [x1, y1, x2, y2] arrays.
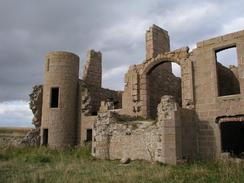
[[34, 24, 244, 164]]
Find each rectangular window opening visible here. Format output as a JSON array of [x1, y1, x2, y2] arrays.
[[215, 46, 240, 96], [50, 87, 59, 108], [91, 112, 98, 116], [86, 129, 93, 142]]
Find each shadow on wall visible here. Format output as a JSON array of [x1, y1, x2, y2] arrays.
[[195, 115, 217, 160], [147, 62, 182, 119]]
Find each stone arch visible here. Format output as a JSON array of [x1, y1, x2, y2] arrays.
[[142, 56, 182, 75], [139, 53, 194, 119]]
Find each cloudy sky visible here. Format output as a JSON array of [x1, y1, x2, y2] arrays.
[[0, 0, 243, 127]]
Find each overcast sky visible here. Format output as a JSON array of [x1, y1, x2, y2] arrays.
[[0, 0, 244, 127]]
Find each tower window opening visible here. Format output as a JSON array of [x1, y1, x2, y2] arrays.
[[50, 87, 59, 108]]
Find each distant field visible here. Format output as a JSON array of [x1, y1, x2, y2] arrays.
[[0, 127, 31, 135], [0, 127, 30, 148], [1, 128, 244, 183]]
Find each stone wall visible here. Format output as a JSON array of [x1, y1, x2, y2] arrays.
[[41, 51, 79, 148], [122, 46, 193, 119], [180, 108, 197, 159], [78, 80, 122, 145], [30, 85, 43, 129], [18, 85, 43, 146], [193, 29, 244, 159], [93, 95, 195, 165], [122, 65, 142, 116], [79, 80, 122, 116], [146, 24, 170, 60], [89, 85, 122, 114], [83, 50, 102, 88], [80, 115, 97, 145]]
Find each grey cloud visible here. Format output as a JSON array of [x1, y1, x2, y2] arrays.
[[0, 0, 243, 100]]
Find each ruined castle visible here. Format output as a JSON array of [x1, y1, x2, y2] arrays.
[[31, 25, 244, 164]]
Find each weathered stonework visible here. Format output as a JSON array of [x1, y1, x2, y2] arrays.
[[32, 24, 244, 163], [83, 50, 102, 88], [30, 85, 43, 129], [93, 95, 192, 165], [17, 85, 43, 146]]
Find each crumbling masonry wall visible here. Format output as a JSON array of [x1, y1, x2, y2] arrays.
[[122, 47, 193, 119], [93, 96, 196, 165], [81, 50, 122, 116], [77, 80, 122, 145], [83, 83, 122, 115], [17, 85, 43, 146], [83, 50, 102, 88], [76, 50, 122, 145], [146, 24, 170, 60]]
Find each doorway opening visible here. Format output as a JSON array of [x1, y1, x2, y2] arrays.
[[42, 129, 48, 146], [147, 61, 182, 119], [221, 122, 244, 157]]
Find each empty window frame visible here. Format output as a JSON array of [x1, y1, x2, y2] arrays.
[[50, 87, 59, 108], [215, 46, 240, 96]]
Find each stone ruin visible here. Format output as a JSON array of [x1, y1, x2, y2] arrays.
[[26, 24, 244, 164], [15, 85, 42, 146], [92, 95, 187, 165]]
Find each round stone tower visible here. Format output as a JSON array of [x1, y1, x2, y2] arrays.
[[41, 51, 79, 148]]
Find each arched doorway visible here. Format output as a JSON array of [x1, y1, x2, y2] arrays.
[[147, 62, 181, 119], [140, 58, 183, 119]]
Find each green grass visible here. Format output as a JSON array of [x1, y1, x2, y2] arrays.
[[0, 128, 244, 183], [1, 145, 244, 183]]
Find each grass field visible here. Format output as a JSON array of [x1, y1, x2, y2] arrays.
[[1, 128, 244, 183]]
